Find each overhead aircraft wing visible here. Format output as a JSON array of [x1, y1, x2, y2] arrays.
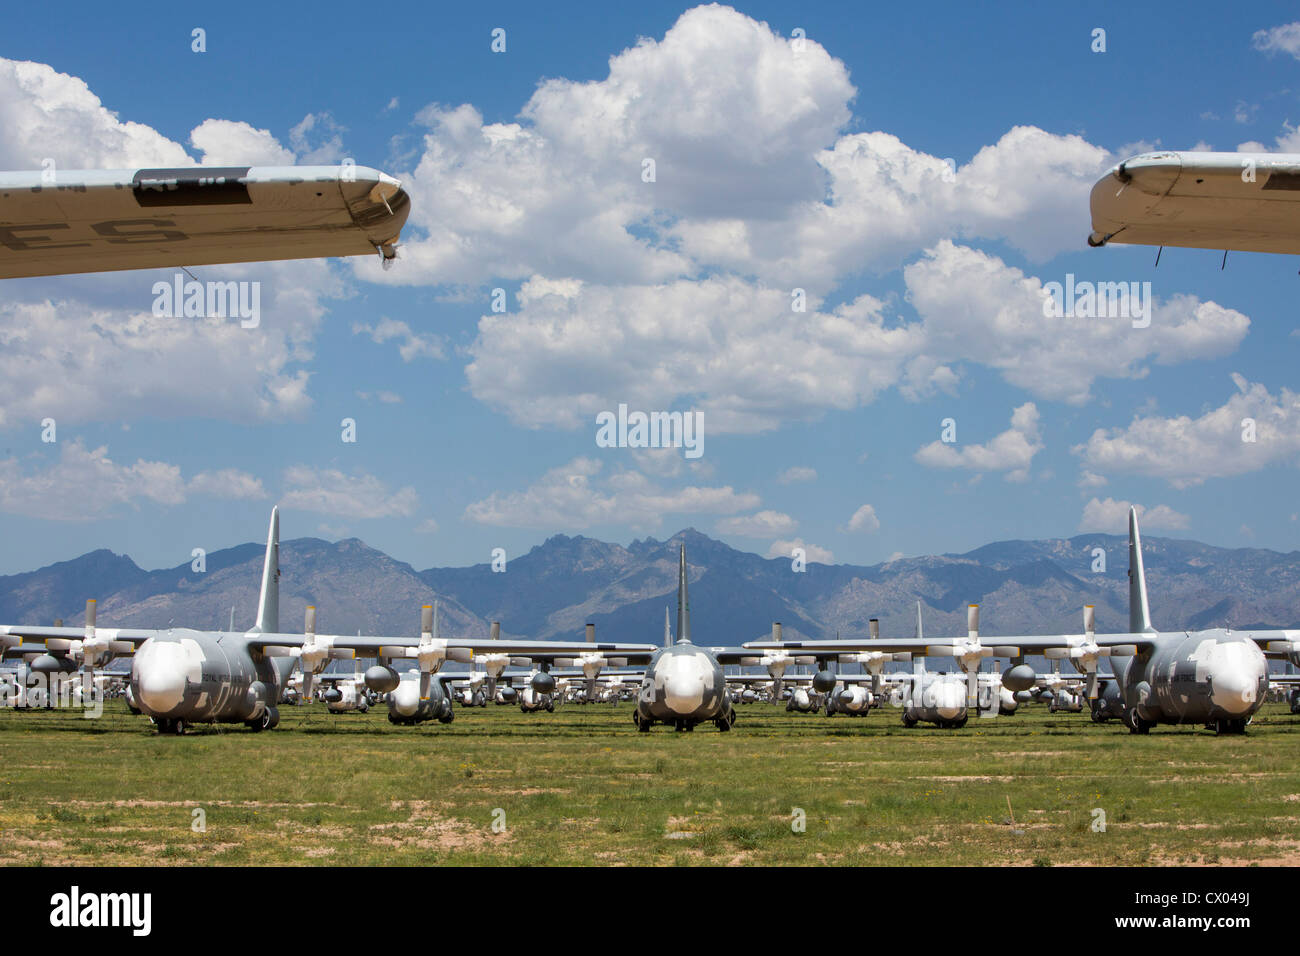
[[1088, 151, 1300, 254], [0, 165, 409, 279]]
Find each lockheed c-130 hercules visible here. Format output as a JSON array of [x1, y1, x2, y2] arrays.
[[0, 508, 656, 734], [747, 507, 1291, 735]]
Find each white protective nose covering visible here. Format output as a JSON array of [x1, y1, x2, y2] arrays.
[[1209, 641, 1266, 716], [931, 679, 966, 721], [661, 653, 708, 715], [133, 640, 197, 714], [390, 680, 420, 717]]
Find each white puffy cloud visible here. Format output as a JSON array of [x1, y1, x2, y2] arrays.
[[464, 241, 1251, 435], [189, 119, 295, 166], [0, 260, 338, 427], [464, 457, 758, 530], [466, 275, 921, 434], [1252, 23, 1300, 59], [766, 537, 834, 564], [282, 466, 419, 519], [1079, 497, 1189, 533], [1073, 375, 1300, 487], [0, 58, 191, 169], [369, 7, 1110, 292], [902, 242, 1250, 405], [352, 317, 445, 362], [846, 503, 881, 533], [914, 403, 1043, 482], [0, 441, 261, 520], [716, 510, 797, 537]]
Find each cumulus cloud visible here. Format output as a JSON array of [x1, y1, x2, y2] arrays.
[[368, 7, 1110, 292], [1073, 375, 1300, 487], [1252, 22, 1300, 59], [716, 510, 797, 537], [282, 466, 419, 518], [0, 441, 262, 520], [846, 503, 881, 533], [914, 403, 1043, 482], [467, 275, 920, 434], [464, 242, 1250, 435], [766, 537, 834, 564], [464, 457, 758, 530], [902, 242, 1250, 405], [0, 58, 191, 169], [0, 261, 338, 427], [352, 317, 445, 362], [1079, 497, 1190, 533], [189, 119, 295, 166]]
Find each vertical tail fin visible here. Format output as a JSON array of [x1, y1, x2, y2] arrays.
[[915, 600, 924, 641], [676, 544, 691, 644], [252, 507, 280, 634], [1127, 506, 1155, 634], [663, 606, 671, 648]]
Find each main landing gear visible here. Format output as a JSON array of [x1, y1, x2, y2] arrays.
[[245, 706, 279, 732]]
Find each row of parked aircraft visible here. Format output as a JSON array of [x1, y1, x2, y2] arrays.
[[3, 505, 1298, 736]]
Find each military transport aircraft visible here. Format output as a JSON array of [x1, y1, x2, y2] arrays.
[[746, 507, 1290, 735], [0, 164, 410, 279], [633, 545, 759, 732], [1088, 150, 1300, 256], [0, 508, 654, 734]]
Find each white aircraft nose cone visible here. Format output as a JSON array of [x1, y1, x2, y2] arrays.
[[390, 682, 419, 717], [136, 659, 187, 714], [1208, 642, 1266, 716], [934, 681, 966, 720], [664, 673, 705, 715]]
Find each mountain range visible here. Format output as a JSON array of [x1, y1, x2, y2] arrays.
[[2, 526, 1298, 648]]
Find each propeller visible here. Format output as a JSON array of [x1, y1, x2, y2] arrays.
[[1044, 605, 1118, 700], [297, 606, 331, 701], [411, 602, 473, 700]]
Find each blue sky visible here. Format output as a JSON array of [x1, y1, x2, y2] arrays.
[[2, 0, 1300, 575]]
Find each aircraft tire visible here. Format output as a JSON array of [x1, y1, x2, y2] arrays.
[[952, 717, 968, 729], [156, 718, 173, 734], [1125, 709, 1153, 735], [901, 714, 917, 728], [264, 706, 280, 730]]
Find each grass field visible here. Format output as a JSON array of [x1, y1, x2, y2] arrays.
[[2, 699, 1299, 866]]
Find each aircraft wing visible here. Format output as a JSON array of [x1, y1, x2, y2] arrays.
[[0, 624, 154, 655], [0, 165, 409, 279], [251, 632, 656, 662], [1088, 151, 1300, 255], [742, 633, 1158, 656]]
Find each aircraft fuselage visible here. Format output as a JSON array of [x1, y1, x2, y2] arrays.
[[130, 630, 290, 732], [636, 643, 733, 730], [1122, 630, 1268, 732]]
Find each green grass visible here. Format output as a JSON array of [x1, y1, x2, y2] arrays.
[[2, 699, 1300, 866]]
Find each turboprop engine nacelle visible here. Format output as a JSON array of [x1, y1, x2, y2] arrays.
[[1002, 663, 1037, 692], [365, 665, 399, 693]]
